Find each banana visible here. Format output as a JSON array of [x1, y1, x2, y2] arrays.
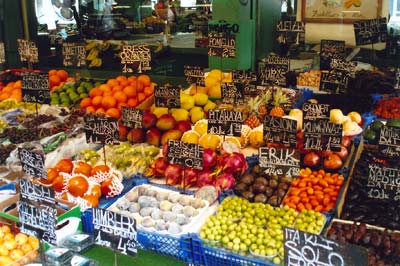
[[85, 41, 97, 51]]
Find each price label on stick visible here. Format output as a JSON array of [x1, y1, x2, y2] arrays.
[[19, 178, 55, 206], [208, 32, 236, 58], [378, 125, 400, 158], [18, 147, 47, 179], [121, 106, 143, 129], [259, 55, 290, 86], [0, 42, 5, 64], [302, 103, 330, 120], [320, 40, 346, 70], [120, 44, 151, 73], [367, 164, 400, 202], [84, 115, 120, 145], [221, 82, 244, 105], [22, 72, 50, 104], [92, 208, 138, 256], [62, 42, 86, 67], [259, 147, 300, 177], [319, 70, 348, 94], [166, 140, 204, 170], [232, 70, 257, 83], [154, 85, 181, 108], [184, 66, 205, 86], [276, 21, 305, 45], [263, 115, 297, 147], [17, 39, 39, 63], [354, 18, 388, 46], [394, 68, 400, 90], [284, 227, 368, 266], [207, 110, 243, 137]]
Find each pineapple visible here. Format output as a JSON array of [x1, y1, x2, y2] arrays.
[[245, 96, 263, 128], [269, 88, 290, 117], [258, 90, 272, 119]]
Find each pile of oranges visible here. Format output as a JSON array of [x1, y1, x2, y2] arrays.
[[0, 80, 22, 102], [79, 74, 155, 119], [48, 69, 71, 91]]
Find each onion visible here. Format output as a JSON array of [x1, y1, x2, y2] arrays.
[[218, 152, 248, 175], [197, 169, 215, 187], [181, 167, 198, 188], [215, 172, 236, 190], [151, 157, 169, 177], [165, 164, 183, 185], [202, 148, 217, 170]]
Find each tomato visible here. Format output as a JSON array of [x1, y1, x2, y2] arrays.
[[67, 176, 89, 197], [101, 178, 113, 197], [52, 175, 65, 192]]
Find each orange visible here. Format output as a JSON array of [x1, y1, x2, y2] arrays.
[[113, 91, 127, 103], [2, 86, 13, 93], [117, 102, 128, 110], [13, 80, 22, 89], [105, 107, 120, 119], [0, 92, 10, 101], [56, 70, 68, 81], [138, 74, 151, 87], [103, 91, 113, 97], [56, 159, 74, 173], [49, 75, 61, 87], [144, 85, 154, 96], [99, 84, 112, 92], [119, 79, 129, 87], [49, 69, 57, 76], [112, 85, 123, 92], [127, 98, 138, 107], [116, 75, 127, 82], [88, 184, 102, 198], [68, 175, 89, 197], [79, 98, 92, 109], [74, 161, 92, 176], [123, 85, 137, 98], [91, 165, 110, 176], [96, 108, 106, 114], [137, 82, 144, 92], [86, 106, 95, 113], [83, 195, 99, 207], [101, 95, 117, 109], [92, 95, 103, 108], [89, 87, 103, 97], [127, 75, 137, 83], [46, 167, 59, 182], [106, 79, 119, 88], [6, 82, 14, 88], [138, 92, 146, 103]]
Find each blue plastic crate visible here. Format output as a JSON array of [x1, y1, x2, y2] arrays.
[[292, 88, 314, 109]]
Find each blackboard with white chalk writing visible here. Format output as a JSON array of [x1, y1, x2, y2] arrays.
[[367, 164, 400, 202], [284, 227, 368, 266], [208, 32, 236, 58], [92, 208, 137, 256], [21, 72, 50, 104], [18, 147, 47, 179], [19, 178, 55, 206], [62, 42, 86, 67], [354, 18, 388, 46], [154, 85, 181, 108], [259, 147, 300, 177], [276, 21, 305, 45], [232, 70, 257, 83], [84, 115, 120, 145], [320, 40, 346, 70], [120, 44, 151, 73], [303, 118, 343, 151], [259, 55, 290, 86], [17, 39, 39, 63], [302, 103, 330, 120], [221, 82, 244, 105], [166, 139, 204, 170], [378, 125, 400, 158], [263, 115, 297, 148], [319, 70, 348, 94], [207, 109, 243, 137], [121, 106, 143, 129], [184, 66, 205, 87]]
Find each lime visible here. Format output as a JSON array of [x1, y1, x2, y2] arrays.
[[370, 120, 384, 131], [387, 118, 400, 128], [363, 129, 377, 142]]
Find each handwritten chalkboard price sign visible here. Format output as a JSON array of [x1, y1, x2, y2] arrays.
[[120, 44, 151, 73], [378, 125, 400, 158], [208, 32, 236, 58], [154, 85, 181, 108], [354, 18, 388, 46], [320, 40, 346, 70], [18, 147, 47, 179], [62, 42, 86, 67], [260, 55, 290, 86], [303, 118, 343, 151], [232, 70, 257, 83], [221, 82, 244, 105], [19, 178, 55, 206], [184, 66, 205, 86], [284, 227, 368, 266], [121, 106, 143, 129], [84, 115, 120, 145], [319, 70, 350, 94], [367, 164, 400, 201], [276, 21, 305, 45], [92, 208, 137, 256], [263, 115, 297, 147], [259, 147, 300, 177], [17, 39, 39, 63], [207, 110, 243, 137], [166, 139, 204, 170], [21, 72, 51, 104], [302, 103, 330, 120]]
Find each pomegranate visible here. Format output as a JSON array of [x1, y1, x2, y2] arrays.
[[165, 164, 183, 185], [202, 148, 217, 170], [197, 169, 215, 187], [181, 167, 198, 188], [215, 173, 236, 190]]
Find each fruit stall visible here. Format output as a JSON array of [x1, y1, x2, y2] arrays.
[[0, 1, 399, 266]]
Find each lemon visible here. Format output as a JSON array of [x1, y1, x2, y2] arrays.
[[152, 107, 169, 118], [203, 100, 217, 112], [347, 111, 362, 124], [189, 85, 209, 95], [171, 108, 189, 121], [330, 109, 344, 124], [194, 119, 208, 136], [193, 92, 209, 106], [191, 110, 206, 123], [181, 130, 200, 144], [180, 93, 195, 110], [208, 69, 223, 81], [208, 84, 221, 98], [199, 134, 222, 150], [205, 76, 219, 88]]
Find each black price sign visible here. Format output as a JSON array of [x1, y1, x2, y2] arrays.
[[320, 40, 346, 70], [259, 147, 300, 177], [276, 21, 305, 45], [208, 32, 236, 58], [260, 55, 290, 86], [166, 140, 204, 170], [378, 125, 400, 158], [19, 178, 55, 206], [284, 227, 368, 266], [263, 115, 297, 147], [84, 116, 120, 145], [120, 44, 151, 73], [18, 147, 47, 179], [18, 201, 57, 245], [302, 103, 330, 120], [303, 118, 343, 151], [0, 42, 5, 64], [92, 208, 137, 256], [121, 106, 143, 129], [319, 70, 349, 94], [232, 70, 257, 83], [367, 164, 400, 201], [22, 72, 50, 104], [394, 68, 400, 90], [354, 18, 388, 46], [154, 85, 181, 108], [17, 39, 39, 63], [221, 82, 244, 104], [207, 110, 243, 137], [62, 42, 86, 67], [184, 66, 205, 86]]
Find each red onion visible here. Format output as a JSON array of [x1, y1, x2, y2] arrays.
[[165, 164, 183, 185], [215, 172, 236, 190], [197, 169, 215, 187], [202, 148, 217, 170]]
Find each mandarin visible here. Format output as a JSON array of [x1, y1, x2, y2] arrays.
[[105, 107, 120, 119], [123, 85, 137, 97], [138, 74, 151, 87], [89, 87, 103, 97], [56, 159, 74, 173], [79, 97, 92, 109], [102, 95, 117, 109], [113, 91, 128, 103], [127, 98, 138, 107], [56, 70, 68, 81], [92, 95, 103, 108]]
